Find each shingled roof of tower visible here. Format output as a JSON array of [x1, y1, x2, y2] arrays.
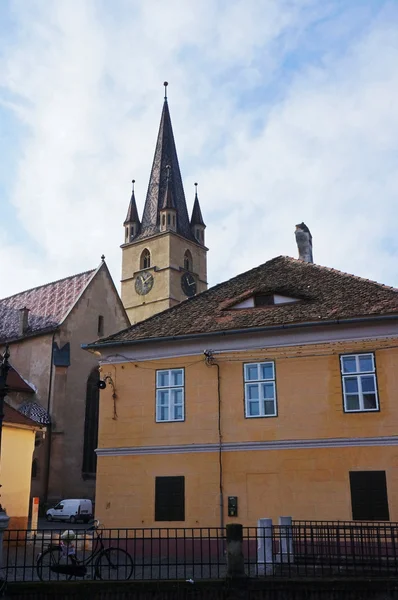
[[87, 256, 398, 347], [0, 269, 95, 343]]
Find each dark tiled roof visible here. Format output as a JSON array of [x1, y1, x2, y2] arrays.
[[135, 99, 196, 243], [4, 403, 40, 428], [0, 270, 95, 342], [19, 401, 51, 425], [90, 256, 398, 347], [190, 193, 205, 227], [124, 189, 140, 225]]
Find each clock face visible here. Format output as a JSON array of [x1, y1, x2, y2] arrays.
[[135, 272, 154, 295], [181, 272, 197, 297]]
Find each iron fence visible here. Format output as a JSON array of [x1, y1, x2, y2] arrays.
[[2, 521, 398, 583]]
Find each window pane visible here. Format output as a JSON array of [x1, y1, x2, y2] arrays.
[[172, 370, 183, 386], [160, 406, 169, 421], [359, 355, 374, 373], [363, 393, 377, 410], [346, 395, 360, 411], [248, 401, 260, 416], [342, 356, 356, 374], [247, 384, 259, 400], [245, 365, 258, 381], [157, 371, 169, 387], [263, 400, 276, 415], [344, 377, 358, 394], [261, 383, 275, 400], [361, 375, 375, 393], [174, 405, 183, 420], [260, 363, 274, 380], [158, 390, 169, 405], [172, 389, 183, 405]]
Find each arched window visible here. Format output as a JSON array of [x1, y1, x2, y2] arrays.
[[140, 249, 151, 270], [82, 368, 100, 477], [162, 214, 166, 226], [32, 459, 38, 479], [184, 250, 193, 272]]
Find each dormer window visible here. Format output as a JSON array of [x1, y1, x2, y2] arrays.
[[229, 294, 301, 309]]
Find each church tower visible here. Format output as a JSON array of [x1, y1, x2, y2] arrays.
[[121, 83, 208, 324]]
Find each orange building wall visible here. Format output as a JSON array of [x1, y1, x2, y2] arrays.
[[96, 338, 398, 527]]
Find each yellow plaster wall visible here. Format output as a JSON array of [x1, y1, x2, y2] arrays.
[[96, 338, 398, 527], [1, 425, 35, 529]]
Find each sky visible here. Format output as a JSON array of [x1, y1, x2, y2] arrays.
[[1, 0, 398, 299]]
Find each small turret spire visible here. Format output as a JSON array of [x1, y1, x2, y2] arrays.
[[190, 183, 206, 244], [123, 179, 140, 243]]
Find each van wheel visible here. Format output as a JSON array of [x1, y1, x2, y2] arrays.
[[69, 516, 76, 524], [46, 515, 53, 522]]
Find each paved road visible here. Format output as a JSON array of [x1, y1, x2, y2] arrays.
[[31, 518, 94, 531]]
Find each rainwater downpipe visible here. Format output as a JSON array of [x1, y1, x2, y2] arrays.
[[205, 352, 224, 530]]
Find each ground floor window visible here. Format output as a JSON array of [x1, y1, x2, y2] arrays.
[[349, 470, 389, 520], [155, 476, 185, 521]]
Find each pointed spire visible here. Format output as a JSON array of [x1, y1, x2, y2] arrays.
[[124, 179, 140, 226], [138, 83, 195, 241], [161, 165, 176, 209], [190, 183, 206, 227]]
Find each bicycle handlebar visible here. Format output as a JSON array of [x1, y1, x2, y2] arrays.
[[86, 518, 100, 532]]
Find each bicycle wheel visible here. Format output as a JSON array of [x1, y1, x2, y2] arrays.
[[36, 548, 74, 581], [95, 548, 134, 580]]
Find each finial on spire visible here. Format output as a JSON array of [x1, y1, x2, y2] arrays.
[[194, 182, 198, 197], [164, 81, 168, 100], [101, 254, 105, 262], [132, 179, 135, 192]]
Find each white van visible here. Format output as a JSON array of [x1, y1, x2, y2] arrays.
[[46, 499, 93, 523]]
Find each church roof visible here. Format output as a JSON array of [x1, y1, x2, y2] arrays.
[[0, 269, 95, 343], [134, 97, 195, 242], [124, 181, 140, 225], [4, 403, 42, 429], [87, 256, 398, 347]]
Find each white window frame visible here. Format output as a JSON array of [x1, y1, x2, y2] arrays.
[[156, 369, 185, 422], [340, 353, 379, 413], [244, 361, 277, 418]]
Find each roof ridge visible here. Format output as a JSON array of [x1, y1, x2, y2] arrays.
[[282, 256, 398, 293], [0, 268, 96, 303]]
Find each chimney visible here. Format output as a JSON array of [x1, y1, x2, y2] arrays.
[[19, 307, 30, 336], [295, 222, 313, 263]]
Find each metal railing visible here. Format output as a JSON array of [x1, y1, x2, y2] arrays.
[[2, 521, 398, 582]]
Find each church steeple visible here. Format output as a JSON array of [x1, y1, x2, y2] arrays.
[[124, 179, 140, 243], [137, 82, 194, 242], [190, 182, 206, 244]]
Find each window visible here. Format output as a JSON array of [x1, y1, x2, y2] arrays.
[[167, 214, 171, 225], [341, 353, 378, 412], [350, 471, 389, 520], [244, 362, 277, 418], [184, 250, 192, 272], [82, 368, 100, 477], [140, 249, 151, 270], [97, 315, 104, 337], [156, 369, 184, 422], [155, 476, 185, 521]]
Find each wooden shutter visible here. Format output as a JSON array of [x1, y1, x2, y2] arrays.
[[349, 471, 389, 520], [155, 476, 185, 521]]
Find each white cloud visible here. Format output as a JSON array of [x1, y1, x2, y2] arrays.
[[1, 0, 398, 299]]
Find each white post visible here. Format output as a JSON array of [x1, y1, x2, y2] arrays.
[[257, 518, 273, 575], [278, 516, 293, 564], [30, 497, 39, 539]]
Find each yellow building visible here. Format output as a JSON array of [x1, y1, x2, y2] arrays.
[[121, 84, 208, 324], [86, 249, 398, 528], [1, 404, 42, 529]]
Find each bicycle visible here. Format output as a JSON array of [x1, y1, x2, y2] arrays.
[[36, 520, 134, 581]]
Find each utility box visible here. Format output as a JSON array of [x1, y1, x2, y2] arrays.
[[228, 496, 238, 517]]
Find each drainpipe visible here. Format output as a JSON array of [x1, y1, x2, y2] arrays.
[[204, 351, 224, 530], [44, 333, 55, 506]]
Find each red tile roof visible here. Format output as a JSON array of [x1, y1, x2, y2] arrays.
[[0, 270, 95, 342], [89, 256, 398, 347], [3, 404, 40, 428]]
